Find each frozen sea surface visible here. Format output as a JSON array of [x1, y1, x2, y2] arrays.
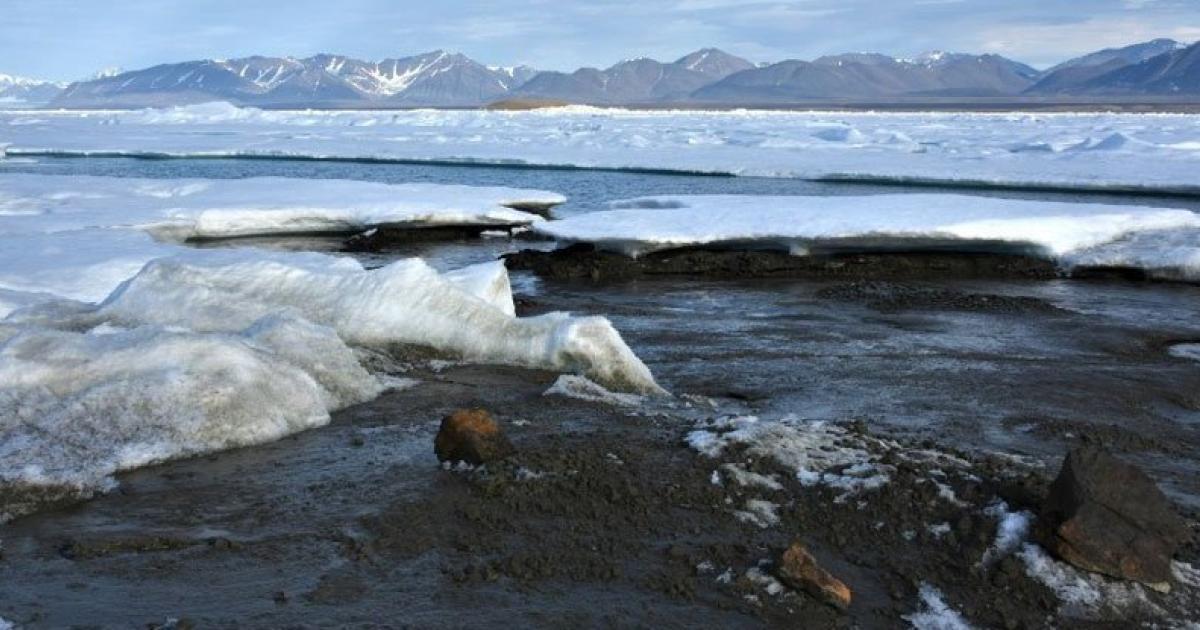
[[4, 103, 1200, 194]]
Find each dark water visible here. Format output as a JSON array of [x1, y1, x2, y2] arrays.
[[6, 156, 1200, 217]]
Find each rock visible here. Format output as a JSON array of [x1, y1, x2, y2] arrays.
[[1038, 447, 1189, 589], [777, 541, 853, 610], [434, 409, 514, 466]]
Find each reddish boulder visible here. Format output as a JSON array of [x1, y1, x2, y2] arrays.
[[777, 541, 852, 610], [1038, 447, 1188, 589], [434, 409, 514, 466]]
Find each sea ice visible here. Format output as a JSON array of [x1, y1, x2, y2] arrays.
[[534, 194, 1200, 279], [0, 173, 556, 240], [85, 254, 661, 394], [5, 104, 1200, 194], [0, 314, 380, 496]]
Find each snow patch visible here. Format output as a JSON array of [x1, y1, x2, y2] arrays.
[[719, 463, 783, 491], [744, 566, 787, 595], [1169, 343, 1200, 362], [542, 374, 647, 406], [981, 502, 1033, 565], [735, 499, 781, 528], [687, 415, 894, 499], [1017, 544, 1164, 618], [905, 584, 974, 630]]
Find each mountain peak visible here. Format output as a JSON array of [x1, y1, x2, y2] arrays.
[[673, 48, 754, 78]]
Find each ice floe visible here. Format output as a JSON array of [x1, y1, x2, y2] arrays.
[[1064, 226, 1200, 282], [0, 173, 556, 241], [5, 104, 1200, 194], [534, 194, 1200, 280], [0, 314, 380, 501], [84, 255, 658, 391]]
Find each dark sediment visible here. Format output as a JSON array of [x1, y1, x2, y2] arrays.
[[816, 281, 1066, 314], [343, 224, 526, 252], [3, 268, 1200, 627], [3, 362, 1196, 627], [504, 245, 1059, 281]]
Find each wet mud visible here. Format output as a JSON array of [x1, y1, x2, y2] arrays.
[[504, 245, 1060, 281], [3, 261, 1200, 628]]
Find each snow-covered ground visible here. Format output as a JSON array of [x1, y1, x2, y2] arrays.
[[534, 194, 1200, 280], [4, 102, 1200, 194]]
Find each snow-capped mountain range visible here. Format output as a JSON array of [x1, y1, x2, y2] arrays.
[[0, 73, 67, 108], [52, 51, 537, 108], [6, 39, 1198, 109]]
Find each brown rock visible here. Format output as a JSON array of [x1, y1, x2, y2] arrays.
[[434, 409, 514, 466], [1038, 447, 1189, 590], [777, 541, 852, 610]]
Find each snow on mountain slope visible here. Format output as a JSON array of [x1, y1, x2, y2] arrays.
[[0, 73, 67, 107], [1028, 39, 1193, 95], [514, 49, 753, 103], [698, 51, 1041, 101], [52, 52, 537, 107]]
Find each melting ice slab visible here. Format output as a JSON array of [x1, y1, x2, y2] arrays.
[[93, 255, 662, 394], [0, 173, 560, 240], [1, 255, 662, 509], [533, 194, 1200, 279], [0, 314, 383, 497]]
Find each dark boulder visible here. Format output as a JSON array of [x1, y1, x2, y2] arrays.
[[434, 409, 515, 466], [1038, 447, 1189, 589]]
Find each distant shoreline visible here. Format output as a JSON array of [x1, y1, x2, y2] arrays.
[[20, 98, 1200, 114]]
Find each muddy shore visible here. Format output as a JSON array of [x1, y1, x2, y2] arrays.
[[3, 250, 1200, 627], [502, 244, 1173, 283]]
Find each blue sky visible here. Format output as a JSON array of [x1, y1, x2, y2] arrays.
[[5, 0, 1200, 80]]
